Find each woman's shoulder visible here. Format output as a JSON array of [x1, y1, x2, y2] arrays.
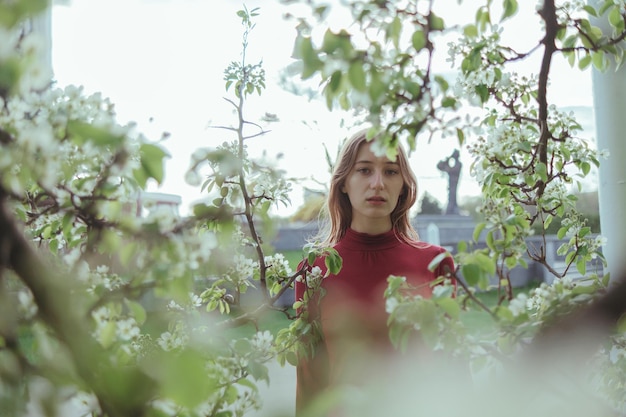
[[403, 239, 449, 254]]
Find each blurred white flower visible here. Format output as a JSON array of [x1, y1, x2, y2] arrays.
[[508, 293, 528, 317], [69, 391, 101, 415], [117, 318, 140, 341], [17, 289, 38, 319], [385, 296, 399, 314], [306, 266, 324, 287], [264, 253, 293, 279], [150, 398, 180, 415], [251, 330, 274, 355], [157, 330, 188, 351]]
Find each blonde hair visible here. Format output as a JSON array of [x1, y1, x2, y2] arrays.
[[314, 128, 419, 247]]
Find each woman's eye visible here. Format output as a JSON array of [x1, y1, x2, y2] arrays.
[[386, 170, 399, 176], [357, 168, 370, 174]]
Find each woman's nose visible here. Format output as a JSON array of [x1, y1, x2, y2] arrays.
[[370, 171, 384, 189]]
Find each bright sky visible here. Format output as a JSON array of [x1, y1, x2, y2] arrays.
[[50, 0, 596, 217]]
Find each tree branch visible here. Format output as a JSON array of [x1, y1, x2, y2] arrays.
[[0, 192, 156, 417]]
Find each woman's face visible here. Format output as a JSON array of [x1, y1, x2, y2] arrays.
[[341, 142, 405, 233]]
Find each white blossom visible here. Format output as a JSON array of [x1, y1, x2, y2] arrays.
[[250, 330, 274, 355], [235, 254, 258, 279], [508, 293, 528, 317], [116, 318, 140, 341], [157, 331, 188, 351], [385, 296, 400, 314], [306, 266, 324, 287], [150, 398, 180, 415], [69, 391, 101, 415], [17, 290, 38, 319], [264, 253, 293, 279]]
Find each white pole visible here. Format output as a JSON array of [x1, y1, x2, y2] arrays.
[[588, 1, 626, 282], [426, 222, 440, 246]]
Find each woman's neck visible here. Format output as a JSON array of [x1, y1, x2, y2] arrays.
[[350, 218, 392, 235]]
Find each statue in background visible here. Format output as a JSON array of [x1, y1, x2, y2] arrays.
[[437, 149, 462, 215]]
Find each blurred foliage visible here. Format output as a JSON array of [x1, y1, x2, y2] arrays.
[[289, 193, 326, 223], [1, 0, 626, 416], [418, 191, 443, 215]]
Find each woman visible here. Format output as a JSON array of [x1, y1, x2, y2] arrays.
[[295, 128, 456, 415]]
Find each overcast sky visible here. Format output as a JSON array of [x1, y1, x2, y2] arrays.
[[50, 0, 596, 217]]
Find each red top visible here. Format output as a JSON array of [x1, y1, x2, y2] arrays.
[[294, 228, 455, 413]]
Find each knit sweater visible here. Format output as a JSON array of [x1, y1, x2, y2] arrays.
[[294, 228, 455, 413]]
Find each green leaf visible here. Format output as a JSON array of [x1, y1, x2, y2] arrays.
[[576, 259, 587, 276], [578, 54, 592, 70], [247, 361, 269, 383], [501, 0, 518, 21], [582, 5, 597, 17], [137, 143, 169, 185], [474, 252, 496, 275], [348, 62, 366, 91], [386, 275, 407, 296], [98, 321, 117, 349], [495, 305, 514, 321], [461, 263, 481, 286], [486, 230, 495, 250], [580, 161, 591, 176], [49, 239, 59, 254], [325, 250, 343, 274], [429, 12, 445, 31], [543, 215, 553, 230], [387, 16, 402, 47], [464, 24, 478, 38], [434, 75, 449, 92], [411, 30, 426, 51], [0, 0, 48, 29], [125, 299, 147, 325], [572, 283, 596, 295], [338, 92, 350, 110], [442, 97, 456, 108], [157, 350, 217, 408], [297, 36, 323, 79], [100, 229, 122, 253], [119, 242, 138, 267], [563, 35, 577, 49], [476, 7, 491, 31], [473, 222, 486, 242], [435, 297, 460, 319], [428, 252, 450, 272], [535, 162, 547, 182], [592, 51, 606, 70], [609, 6, 623, 29], [389, 323, 411, 352], [233, 339, 252, 355], [579, 226, 591, 238], [328, 70, 342, 93], [285, 351, 298, 366], [456, 128, 465, 146], [369, 69, 385, 103], [321, 29, 342, 54], [0, 58, 21, 94], [475, 84, 489, 104], [67, 120, 124, 147]]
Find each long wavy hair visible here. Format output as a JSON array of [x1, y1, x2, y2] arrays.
[[314, 128, 420, 247]]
